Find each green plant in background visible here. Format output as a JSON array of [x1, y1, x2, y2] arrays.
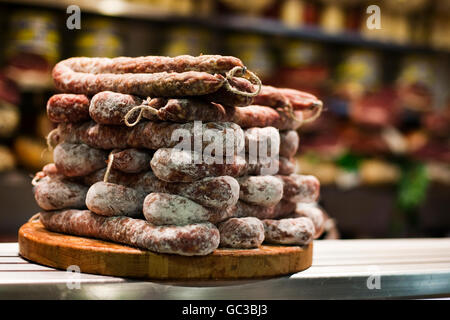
[[397, 162, 429, 212], [335, 152, 364, 172], [392, 161, 430, 236]]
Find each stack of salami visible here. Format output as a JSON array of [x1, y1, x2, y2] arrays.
[[32, 55, 325, 256]]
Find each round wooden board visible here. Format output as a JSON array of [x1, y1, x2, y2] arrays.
[[18, 220, 313, 280]]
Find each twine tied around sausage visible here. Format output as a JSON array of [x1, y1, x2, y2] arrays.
[[224, 66, 262, 98], [28, 212, 41, 222], [103, 152, 115, 183], [123, 97, 158, 127], [300, 100, 324, 125], [45, 128, 59, 152]]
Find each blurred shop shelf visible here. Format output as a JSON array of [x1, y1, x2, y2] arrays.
[[0, 170, 40, 242], [2, 0, 449, 56]]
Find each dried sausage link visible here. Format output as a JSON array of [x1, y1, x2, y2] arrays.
[[263, 217, 314, 245], [40, 209, 220, 256], [218, 217, 265, 249]]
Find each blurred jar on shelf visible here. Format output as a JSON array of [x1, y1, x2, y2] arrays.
[[331, 49, 382, 120], [280, 0, 319, 27], [75, 18, 124, 57], [4, 10, 60, 91], [0, 145, 16, 172], [275, 39, 328, 94], [162, 26, 212, 57], [318, 0, 347, 34], [396, 55, 435, 113], [220, 0, 275, 16], [226, 34, 275, 82]]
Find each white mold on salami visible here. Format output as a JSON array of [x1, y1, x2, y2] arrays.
[[86, 181, 145, 217], [237, 176, 283, 207], [34, 176, 88, 210], [263, 217, 315, 245], [54, 142, 108, 177], [218, 217, 265, 249], [40, 209, 220, 256]]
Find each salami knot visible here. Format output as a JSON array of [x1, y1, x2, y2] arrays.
[[123, 98, 159, 127], [224, 66, 262, 98]]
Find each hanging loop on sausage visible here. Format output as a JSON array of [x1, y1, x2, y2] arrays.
[[103, 152, 115, 183], [28, 213, 41, 222], [45, 128, 60, 151], [224, 66, 262, 98], [301, 100, 323, 124], [123, 98, 159, 127]]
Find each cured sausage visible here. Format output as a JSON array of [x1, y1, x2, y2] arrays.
[[150, 148, 249, 182], [55, 55, 244, 75], [56, 121, 244, 152], [47, 94, 90, 123], [52, 56, 260, 99], [150, 148, 290, 182], [53, 142, 108, 177], [278, 157, 296, 175], [234, 200, 295, 220], [254, 85, 322, 110], [237, 175, 284, 207], [263, 217, 315, 245], [88, 91, 302, 129], [110, 148, 151, 173], [277, 174, 320, 203], [279, 130, 299, 158], [84, 170, 239, 210], [85, 181, 146, 217], [40, 209, 220, 256], [89, 91, 142, 125], [33, 176, 88, 210], [143, 193, 232, 226], [218, 217, 265, 249], [291, 203, 325, 239]]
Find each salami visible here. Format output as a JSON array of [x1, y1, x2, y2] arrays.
[[278, 88, 322, 110], [40, 210, 220, 256], [56, 121, 244, 152], [237, 175, 284, 207], [33, 176, 88, 210], [254, 85, 322, 110], [278, 157, 296, 175], [87, 91, 302, 129], [151, 147, 290, 182], [277, 174, 320, 203], [291, 203, 325, 239], [85, 181, 146, 217], [84, 170, 239, 210], [150, 148, 248, 182], [143, 193, 231, 226], [53, 142, 108, 177], [234, 200, 295, 220], [218, 217, 265, 249], [47, 94, 90, 123], [263, 217, 315, 245], [89, 91, 142, 125], [279, 130, 299, 158], [110, 148, 151, 173], [52, 56, 261, 99]]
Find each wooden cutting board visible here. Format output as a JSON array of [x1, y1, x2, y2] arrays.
[[18, 220, 313, 280]]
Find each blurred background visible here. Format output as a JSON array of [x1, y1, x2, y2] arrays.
[[0, 0, 448, 241]]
